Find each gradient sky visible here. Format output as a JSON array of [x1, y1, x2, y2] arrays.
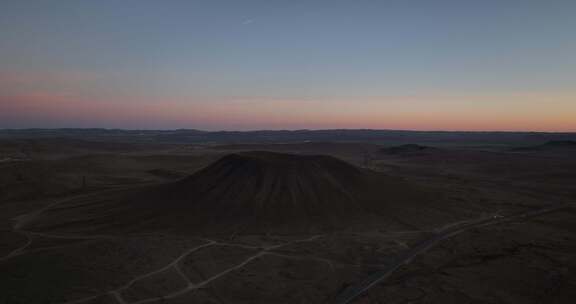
[[1, 0, 575, 131]]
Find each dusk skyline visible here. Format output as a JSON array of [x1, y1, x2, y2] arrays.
[[1, 0, 575, 131]]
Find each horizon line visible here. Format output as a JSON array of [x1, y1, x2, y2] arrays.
[[1, 127, 575, 134]]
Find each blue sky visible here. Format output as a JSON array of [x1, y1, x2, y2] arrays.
[[1, 0, 575, 130]]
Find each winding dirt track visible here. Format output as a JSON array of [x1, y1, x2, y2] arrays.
[[333, 203, 572, 304], [3, 190, 570, 304], [1, 195, 331, 304], [58, 234, 330, 304]]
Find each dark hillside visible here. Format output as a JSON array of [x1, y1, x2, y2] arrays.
[[27, 152, 455, 235]]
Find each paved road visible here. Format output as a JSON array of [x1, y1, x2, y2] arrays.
[[334, 203, 572, 304]]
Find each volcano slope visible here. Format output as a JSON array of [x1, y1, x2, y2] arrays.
[[25, 151, 460, 236], [6, 149, 572, 304]]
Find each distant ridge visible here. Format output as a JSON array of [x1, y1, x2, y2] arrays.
[[380, 144, 438, 156], [512, 140, 576, 152], [1, 128, 575, 145]]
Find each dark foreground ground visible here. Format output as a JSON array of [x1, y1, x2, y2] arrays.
[[1, 131, 575, 303]]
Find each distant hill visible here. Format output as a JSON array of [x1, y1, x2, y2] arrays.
[[511, 140, 576, 152], [26, 152, 457, 235], [1, 128, 575, 145], [380, 144, 438, 156]]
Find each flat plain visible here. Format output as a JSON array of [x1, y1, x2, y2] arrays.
[[1, 131, 575, 303]]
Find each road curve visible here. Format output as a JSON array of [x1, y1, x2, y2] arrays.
[[334, 203, 571, 304]]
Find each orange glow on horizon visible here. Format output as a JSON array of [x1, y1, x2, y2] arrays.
[[1, 92, 575, 132]]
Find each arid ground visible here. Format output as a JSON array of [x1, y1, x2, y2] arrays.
[[1, 131, 575, 303]]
